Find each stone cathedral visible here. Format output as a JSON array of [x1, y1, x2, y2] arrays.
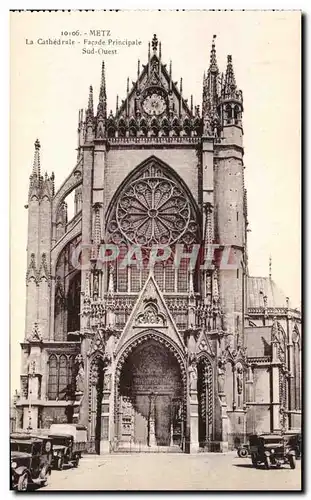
[[16, 35, 301, 453]]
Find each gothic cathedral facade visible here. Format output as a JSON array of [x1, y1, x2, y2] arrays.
[[16, 35, 301, 453]]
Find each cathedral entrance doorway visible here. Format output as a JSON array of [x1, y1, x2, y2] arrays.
[[115, 337, 185, 451]]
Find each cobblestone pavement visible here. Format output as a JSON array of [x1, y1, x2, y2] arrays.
[[42, 452, 302, 491]]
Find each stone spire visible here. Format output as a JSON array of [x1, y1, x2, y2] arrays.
[[86, 85, 94, 119], [202, 35, 219, 136], [96, 62, 107, 138], [269, 255, 272, 280], [32, 139, 41, 177], [222, 55, 237, 100], [85, 85, 95, 142], [28, 139, 43, 200], [97, 61, 107, 115], [209, 34, 218, 74]]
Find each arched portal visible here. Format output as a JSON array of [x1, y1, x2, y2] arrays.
[[115, 336, 186, 450]]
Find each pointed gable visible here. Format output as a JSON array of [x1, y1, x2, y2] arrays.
[[196, 329, 215, 358], [114, 273, 185, 354], [115, 35, 193, 123]]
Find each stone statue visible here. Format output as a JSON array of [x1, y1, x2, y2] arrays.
[[217, 361, 225, 394], [188, 361, 198, 392], [75, 355, 84, 393], [93, 273, 99, 298], [103, 373, 112, 392], [237, 367, 243, 395]]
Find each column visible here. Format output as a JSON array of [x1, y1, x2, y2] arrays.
[[271, 340, 281, 432], [100, 370, 112, 454], [188, 356, 199, 453]]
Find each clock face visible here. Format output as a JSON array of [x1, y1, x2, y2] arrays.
[[142, 93, 166, 116]]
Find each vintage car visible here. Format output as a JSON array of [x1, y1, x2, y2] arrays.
[[249, 433, 296, 469], [10, 434, 53, 491], [48, 423, 87, 470]]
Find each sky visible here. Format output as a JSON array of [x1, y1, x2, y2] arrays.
[[10, 10, 301, 391]]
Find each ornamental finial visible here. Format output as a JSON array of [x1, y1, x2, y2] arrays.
[[151, 34, 158, 52]]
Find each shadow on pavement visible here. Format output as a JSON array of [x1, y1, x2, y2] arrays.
[[233, 463, 287, 471]]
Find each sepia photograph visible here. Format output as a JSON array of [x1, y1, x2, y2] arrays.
[[10, 10, 301, 491]]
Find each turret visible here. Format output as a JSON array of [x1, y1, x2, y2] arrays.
[[213, 53, 245, 349], [219, 55, 243, 144]]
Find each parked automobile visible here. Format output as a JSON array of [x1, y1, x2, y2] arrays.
[[249, 433, 296, 469], [10, 433, 53, 491], [48, 423, 87, 470]]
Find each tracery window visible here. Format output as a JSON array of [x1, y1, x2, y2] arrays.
[[106, 160, 200, 294], [47, 354, 76, 400]]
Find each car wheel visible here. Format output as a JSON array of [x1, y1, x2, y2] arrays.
[[239, 448, 248, 458], [17, 473, 28, 491], [289, 455, 296, 469]]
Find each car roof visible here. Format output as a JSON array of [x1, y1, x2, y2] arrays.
[[11, 438, 39, 445], [260, 434, 284, 439]]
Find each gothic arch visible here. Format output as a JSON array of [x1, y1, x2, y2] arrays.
[[115, 329, 187, 382], [114, 329, 187, 421], [52, 234, 82, 340]]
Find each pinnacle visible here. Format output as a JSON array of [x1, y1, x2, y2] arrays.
[[32, 138, 41, 176], [209, 34, 218, 74], [223, 54, 237, 98], [88, 85, 94, 112], [99, 61, 106, 98]]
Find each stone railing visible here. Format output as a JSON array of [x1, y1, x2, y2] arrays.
[[248, 307, 301, 318], [108, 136, 200, 146], [247, 356, 271, 365]]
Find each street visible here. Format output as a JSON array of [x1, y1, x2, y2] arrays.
[[42, 452, 302, 491]]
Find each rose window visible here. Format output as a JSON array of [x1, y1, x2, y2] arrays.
[[107, 164, 199, 247]]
